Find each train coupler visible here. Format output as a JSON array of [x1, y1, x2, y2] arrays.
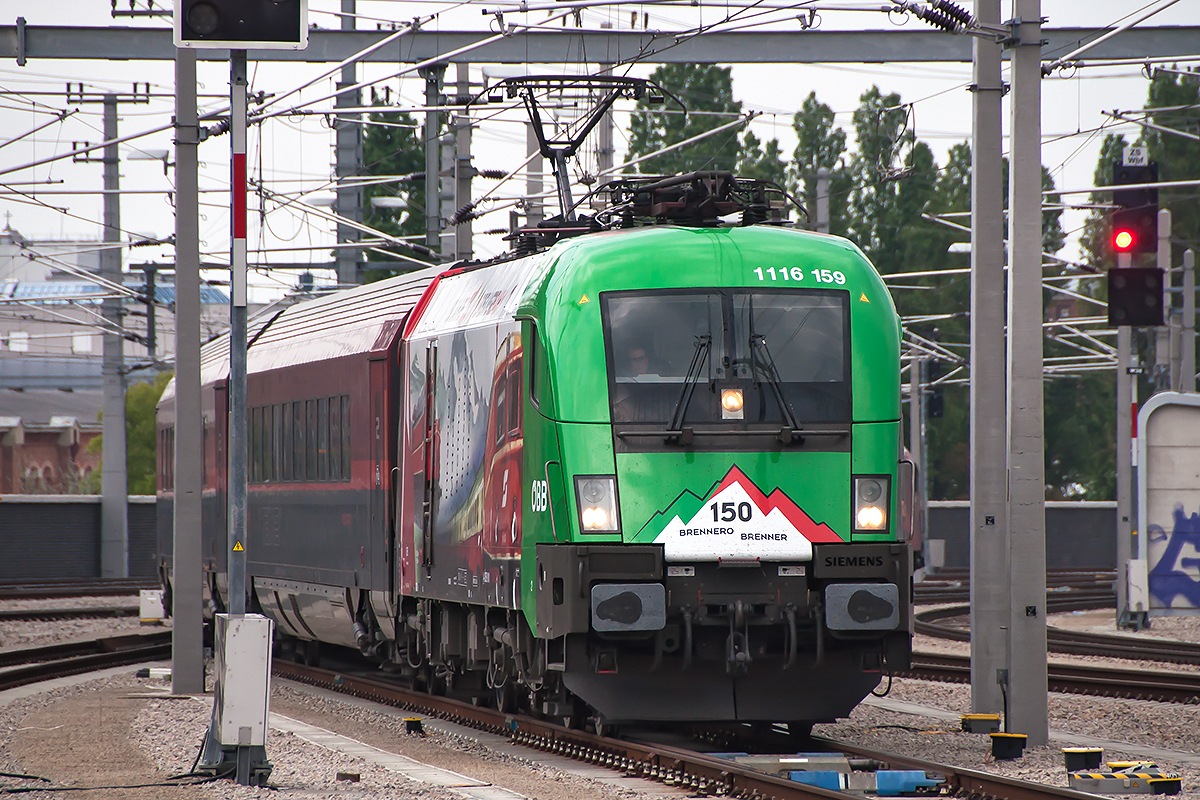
[[725, 601, 752, 675]]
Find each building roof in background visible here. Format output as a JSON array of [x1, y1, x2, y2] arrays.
[[1, 280, 228, 305], [0, 388, 103, 425]]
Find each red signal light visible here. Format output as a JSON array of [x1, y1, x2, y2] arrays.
[[1113, 229, 1135, 252]]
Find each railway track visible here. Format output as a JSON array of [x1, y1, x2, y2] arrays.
[[0, 579, 155, 601], [914, 570, 1116, 606], [904, 651, 1200, 704], [0, 634, 1180, 800], [916, 605, 1200, 665], [273, 659, 1103, 800], [0, 631, 170, 692], [0, 605, 139, 623]]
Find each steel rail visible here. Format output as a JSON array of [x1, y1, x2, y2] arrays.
[[274, 659, 851, 800], [904, 652, 1200, 704], [915, 588, 1115, 606], [0, 631, 171, 691], [0, 579, 156, 601], [274, 660, 1108, 800], [0, 606, 138, 623], [915, 605, 1200, 665]]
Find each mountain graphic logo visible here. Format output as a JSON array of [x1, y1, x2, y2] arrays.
[[642, 465, 841, 561]]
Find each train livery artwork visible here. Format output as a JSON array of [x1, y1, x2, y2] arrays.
[[157, 173, 915, 733]]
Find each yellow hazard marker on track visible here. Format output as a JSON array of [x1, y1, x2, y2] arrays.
[[233, 541, 244, 552], [1068, 761, 1182, 795]]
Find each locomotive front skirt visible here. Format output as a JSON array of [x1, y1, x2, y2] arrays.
[[157, 223, 914, 729]]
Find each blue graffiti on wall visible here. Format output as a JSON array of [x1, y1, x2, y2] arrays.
[[1148, 503, 1200, 609]]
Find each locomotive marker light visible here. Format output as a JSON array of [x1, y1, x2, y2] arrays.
[[853, 476, 889, 532], [721, 388, 745, 419]]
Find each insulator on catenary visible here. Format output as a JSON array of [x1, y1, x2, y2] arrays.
[[206, 119, 232, 137], [476, 168, 507, 180], [931, 0, 973, 27], [403, 242, 435, 258], [450, 201, 479, 225], [912, 6, 960, 33]]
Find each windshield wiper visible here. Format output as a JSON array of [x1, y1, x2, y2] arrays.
[[750, 333, 802, 444], [665, 334, 711, 444]]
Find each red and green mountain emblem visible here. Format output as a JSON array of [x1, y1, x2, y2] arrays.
[[638, 466, 841, 562]]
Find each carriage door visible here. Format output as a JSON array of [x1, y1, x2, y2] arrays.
[[369, 358, 389, 591]]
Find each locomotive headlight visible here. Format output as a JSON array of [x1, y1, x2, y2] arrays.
[[720, 388, 744, 419], [576, 475, 621, 533], [857, 505, 885, 529], [853, 476, 890, 533]]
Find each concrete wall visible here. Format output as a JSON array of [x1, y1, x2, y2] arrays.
[[0, 495, 158, 580], [0, 497, 1121, 581], [927, 500, 1117, 570]]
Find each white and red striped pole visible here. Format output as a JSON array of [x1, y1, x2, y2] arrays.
[[227, 50, 248, 616]]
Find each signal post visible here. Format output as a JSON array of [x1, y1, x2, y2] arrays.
[[1108, 146, 1161, 630], [174, 0, 309, 785]]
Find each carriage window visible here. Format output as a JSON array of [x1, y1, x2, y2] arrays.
[[282, 405, 293, 480], [529, 323, 541, 406], [494, 380, 508, 447], [248, 407, 260, 482], [201, 418, 209, 489], [306, 400, 317, 480], [317, 397, 329, 480], [271, 407, 279, 482], [341, 396, 351, 480], [292, 402, 304, 479], [329, 398, 341, 479], [508, 365, 522, 434]]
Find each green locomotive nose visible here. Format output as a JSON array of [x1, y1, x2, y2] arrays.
[[518, 224, 912, 724]]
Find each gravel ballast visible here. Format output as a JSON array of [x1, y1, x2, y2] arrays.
[[2, 598, 1198, 798]]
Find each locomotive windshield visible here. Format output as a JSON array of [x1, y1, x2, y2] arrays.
[[602, 288, 850, 437]]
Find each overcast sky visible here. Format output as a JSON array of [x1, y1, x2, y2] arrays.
[[0, 1, 1195, 301]]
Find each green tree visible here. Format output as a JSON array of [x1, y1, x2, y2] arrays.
[[791, 91, 851, 234], [628, 64, 744, 174], [737, 129, 789, 186], [1145, 70, 1200, 269], [89, 370, 173, 495], [358, 93, 431, 282], [848, 119, 1074, 499], [846, 87, 914, 264]]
